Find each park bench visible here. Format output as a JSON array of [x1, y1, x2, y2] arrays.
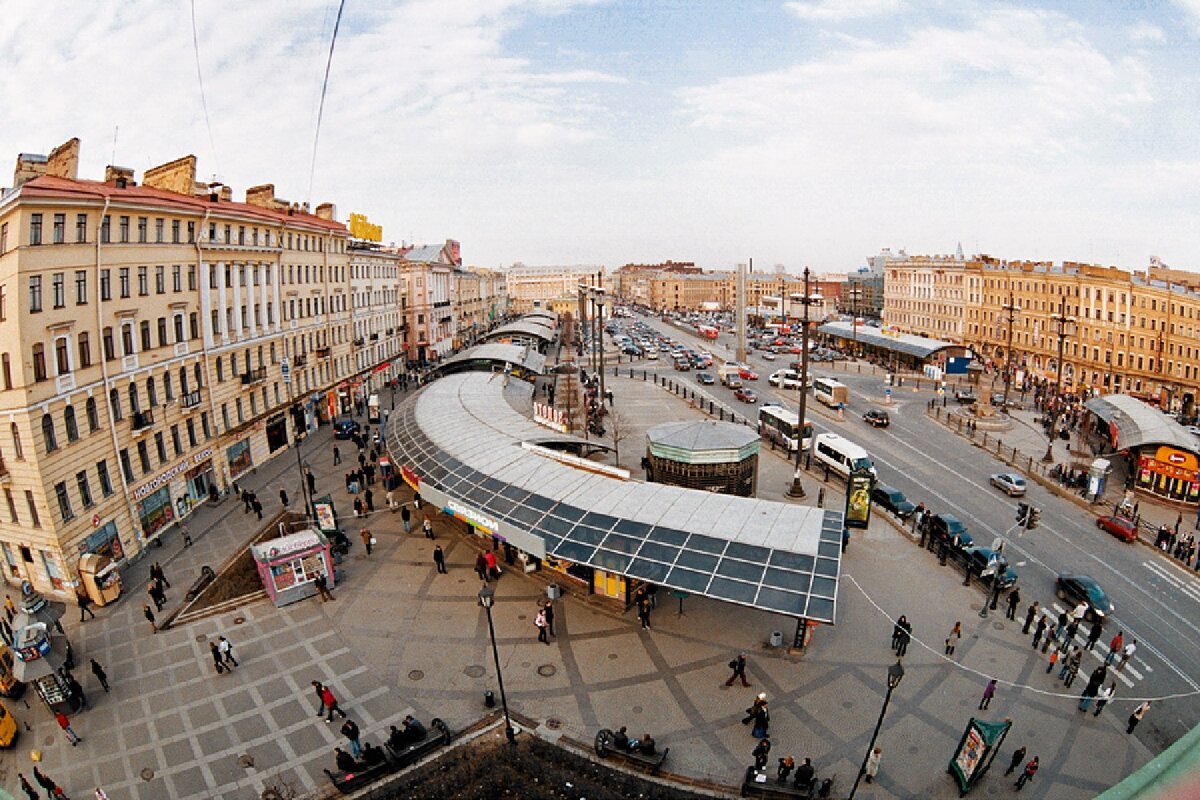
[[323, 755, 394, 795], [384, 717, 451, 768], [594, 728, 669, 775], [185, 566, 216, 601], [740, 765, 818, 798]]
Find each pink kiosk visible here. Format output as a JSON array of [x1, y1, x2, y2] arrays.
[[251, 529, 335, 607]]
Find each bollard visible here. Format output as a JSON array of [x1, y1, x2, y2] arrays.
[[817, 487, 825, 508]]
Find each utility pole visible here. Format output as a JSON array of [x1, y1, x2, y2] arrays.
[[1001, 290, 1020, 410], [787, 268, 820, 499], [1042, 297, 1077, 462], [735, 261, 748, 364]]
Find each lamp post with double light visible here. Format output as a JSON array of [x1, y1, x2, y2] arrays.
[[787, 268, 821, 499], [478, 585, 516, 743], [1042, 298, 1077, 463], [849, 660, 905, 800]]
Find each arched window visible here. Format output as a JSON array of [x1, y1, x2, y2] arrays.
[[109, 388, 122, 421], [64, 405, 78, 442], [41, 413, 57, 452], [11, 423, 22, 459], [86, 397, 99, 432], [146, 377, 157, 407], [128, 384, 140, 414]]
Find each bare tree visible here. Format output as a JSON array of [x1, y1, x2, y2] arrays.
[[560, 372, 582, 434], [608, 406, 634, 467]]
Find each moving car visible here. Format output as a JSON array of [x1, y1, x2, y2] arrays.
[[724, 376, 744, 390], [1056, 573, 1114, 620], [963, 547, 1019, 589], [954, 389, 978, 404], [761, 352, 777, 361], [734, 388, 758, 404], [863, 409, 890, 428], [870, 485, 915, 519], [739, 369, 759, 381], [334, 419, 361, 439], [695, 372, 716, 385], [1096, 515, 1138, 543], [646, 349, 658, 360], [989, 473, 1027, 497]]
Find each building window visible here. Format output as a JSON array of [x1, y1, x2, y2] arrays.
[[155, 266, 165, 294], [187, 221, 195, 243], [97, 460, 113, 496], [55, 337, 69, 374], [138, 266, 148, 296], [137, 440, 151, 473], [100, 269, 111, 300], [221, 404, 230, 431], [194, 363, 203, 389], [28, 276, 42, 312], [29, 213, 42, 245], [172, 220, 180, 244], [216, 359, 223, 382], [76, 214, 87, 243], [76, 471, 93, 508], [155, 218, 164, 243], [32, 343, 46, 382], [140, 321, 151, 351], [103, 327, 115, 361], [211, 309, 220, 335], [109, 388, 121, 420], [86, 397, 99, 431], [171, 425, 182, 457], [157, 317, 168, 347], [138, 217, 147, 243], [10, 423, 21, 460], [172, 265, 181, 293], [236, 397, 244, 423], [119, 267, 130, 298], [119, 215, 129, 242], [128, 383, 140, 414], [238, 226, 245, 245], [186, 418, 197, 447], [147, 377, 158, 407], [100, 215, 111, 243], [173, 315, 184, 342], [4, 491, 15, 524], [1, 353, 10, 389], [0, 222, 7, 253], [78, 332, 91, 368], [55, 482, 73, 521], [42, 413, 57, 452], [75, 270, 87, 304], [51, 272, 64, 308], [154, 431, 167, 464], [119, 449, 133, 482], [201, 411, 211, 439], [64, 405, 78, 441], [187, 265, 196, 290], [164, 373, 173, 401], [189, 312, 199, 340], [25, 491, 40, 528], [52, 213, 65, 244]]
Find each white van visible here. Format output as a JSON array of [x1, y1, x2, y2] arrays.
[[768, 369, 811, 390], [812, 432, 876, 478]]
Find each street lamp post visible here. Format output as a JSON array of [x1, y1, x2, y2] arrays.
[[847, 280, 863, 357], [1042, 298, 1077, 463], [478, 585, 516, 744], [787, 268, 820, 499], [849, 660, 905, 800], [1000, 291, 1021, 411]]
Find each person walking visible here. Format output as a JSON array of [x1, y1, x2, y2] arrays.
[[1022, 601, 1039, 634], [353, 496, 364, 518], [1053, 611, 1068, 643], [891, 615, 907, 651], [364, 487, 375, 513], [252, 496, 263, 520], [1045, 648, 1059, 675], [1070, 601, 1089, 624], [209, 641, 226, 674], [726, 653, 751, 687], [143, 604, 157, 634], [340, 718, 363, 758], [433, 545, 447, 574], [150, 561, 170, 589], [423, 518, 434, 540], [1032, 615, 1047, 649], [979, 678, 997, 710], [17, 773, 38, 800], [484, 550, 499, 580], [361, 529, 374, 556], [1064, 648, 1083, 688], [55, 710, 81, 745], [945, 621, 962, 656], [218, 635, 238, 668], [1093, 682, 1115, 717], [242, 488, 252, 513], [1005, 746, 1026, 776], [77, 592, 96, 622], [333, 445, 341, 465], [90, 658, 110, 692], [1014, 756, 1039, 791], [535, 607, 549, 644], [637, 596, 652, 630], [1118, 639, 1137, 671], [752, 736, 771, 770], [1127, 700, 1151, 734], [306, 468, 317, 497], [1086, 619, 1104, 651], [321, 685, 348, 722], [1005, 587, 1021, 621], [1078, 682, 1099, 712], [279, 488, 289, 507], [1106, 631, 1124, 666], [385, 488, 396, 511], [401, 505, 412, 533], [896, 618, 912, 657], [181, 522, 192, 547], [474, 552, 488, 582], [864, 746, 882, 784], [312, 681, 327, 716], [313, 573, 335, 602], [148, 581, 165, 612], [543, 599, 555, 636], [413, 492, 421, 511]]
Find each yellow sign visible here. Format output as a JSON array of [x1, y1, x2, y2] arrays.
[[348, 213, 382, 242]]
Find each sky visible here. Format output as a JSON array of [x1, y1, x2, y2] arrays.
[[2, 0, 1200, 274]]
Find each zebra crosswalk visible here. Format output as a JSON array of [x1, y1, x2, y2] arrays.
[[1043, 601, 1150, 689], [1142, 559, 1200, 605]]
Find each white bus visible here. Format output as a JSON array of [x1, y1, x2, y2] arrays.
[[758, 404, 813, 453], [812, 432, 876, 478], [812, 376, 849, 408]]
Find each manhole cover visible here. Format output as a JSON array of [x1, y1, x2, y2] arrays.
[[992, 622, 1006, 631], [841, 701, 854, 709], [546, 718, 564, 730], [908, 745, 919, 754], [464, 665, 486, 678], [238, 753, 255, 768], [195, 634, 207, 642], [518, 614, 528, 621], [607, 653, 618, 660], [408, 670, 425, 681], [521, 661, 531, 669], [141, 768, 155, 781], [234, 616, 246, 625], [537, 664, 557, 677], [632, 705, 643, 714]]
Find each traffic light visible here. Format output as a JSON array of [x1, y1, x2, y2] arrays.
[[1028, 507, 1041, 529], [1016, 502, 1030, 525]]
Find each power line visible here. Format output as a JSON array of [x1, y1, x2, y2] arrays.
[[189, 0, 221, 178], [308, 0, 346, 204]]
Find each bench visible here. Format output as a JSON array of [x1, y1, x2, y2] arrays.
[[323, 757, 395, 795], [594, 728, 669, 775], [384, 717, 451, 768], [185, 566, 216, 601], [740, 766, 816, 798]]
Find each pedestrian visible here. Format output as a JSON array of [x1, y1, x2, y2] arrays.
[[361, 529, 374, 556], [752, 736, 771, 770], [1086, 619, 1103, 651], [726, 652, 751, 687], [218, 635, 238, 668], [333, 445, 341, 465], [386, 488, 395, 511], [1059, 645, 1079, 680], [533, 606, 550, 643], [945, 621, 962, 656], [979, 678, 997, 710], [340, 718, 363, 758], [353, 497, 363, 517], [313, 573, 335, 602], [150, 561, 170, 589], [896, 618, 912, 657], [423, 518, 434, 539], [637, 596, 652, 630], [78, 592, 95, 621], [279, 488, 289, 507], [1005, 746, 1026, 776], [1014, 756, 1039, 790], [148, 581, 165, 612], [66, 673, 86, 709], [306, 468, 317, 497], [1127, 700, 1151, 734], [891, 616, 905, 651], [433, 545, 447, 574], [1105, 630, 1124, 666], [1071, 600, 1088, 623], [252, 496, 263, 520], [543, 599, 556, 636], [1022, 601, 1039, 634], [1078, 682, 1098, 712], [1032, 615, 1047, 649], [242, 488, 252, 512], [1054, 611, 1068, 642], [401, 505, 412, 533], [321, 685, 348, 722], [1118, 639, 1137, 671], [1006, 587, 1020, 620], [1093, 682, 1115, 717], [210, 641, 228, 674], [474, 552, 488, 582], [32, 767, 56, 800], [751, 702, 770, 739], [864, 746, 881, 783], [95, 789, 109, 800], [364, 488, 374, 513], [484, 549, 499, 580], [17, 773, 38, 800], [1045, 648, 1059, 674], [182, 523, 192, 547], [143, 604, 157, 634], [413, 491, 421, 510], [56, 710, 81, 745], [311, 680, 327, 716], [1064, 618, 1080, 646], [90, 658, 110, 692]]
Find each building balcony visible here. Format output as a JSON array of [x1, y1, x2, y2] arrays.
[[180, 390, 203, 411], [0, 456, 9, 483], [293, 354, 308, 368], [240, 366, 267, 385], [316, 347, 331, 358], [369, 333, 379, 342], [353, 338, 365, 348], [131, 409, 155, 432]]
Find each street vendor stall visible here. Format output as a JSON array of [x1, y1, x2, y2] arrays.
[[251, 530, 334, 607], [78, 552, 122, 606]]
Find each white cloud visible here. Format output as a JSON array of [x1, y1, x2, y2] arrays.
[[1128, 21, 1166, 42], [785, 0, 902, 22]]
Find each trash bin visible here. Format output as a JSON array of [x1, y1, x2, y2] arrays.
[[547, 583, 561, 600], [484, 690, 495, 708], [770, 630, 783, 648]]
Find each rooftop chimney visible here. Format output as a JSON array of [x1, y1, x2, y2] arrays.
[[144, 155, 198, 196]]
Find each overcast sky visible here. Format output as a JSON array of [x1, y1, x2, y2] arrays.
[[2, 0, 1198, 273]]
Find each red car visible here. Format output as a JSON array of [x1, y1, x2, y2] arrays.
[[734, 388, 758, 404], [1096, 515, 1138, 543], [739, 369, 759, 380]]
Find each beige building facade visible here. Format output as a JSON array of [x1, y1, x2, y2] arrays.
[[505, 264, 607, 313]]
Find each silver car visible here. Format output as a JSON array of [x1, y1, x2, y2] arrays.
[[990, 472, 1027, 497]]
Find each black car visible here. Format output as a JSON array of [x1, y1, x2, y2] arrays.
[[871, 485, 915, 519], [1056, 573, 1114, 621], [334, 419, 361, 439], [921, 512, 974, 555], [696, 372, 716, 385], [963, 547, 1018, 589], [863, 408, 890, 428], [954, 389, 978, 404]]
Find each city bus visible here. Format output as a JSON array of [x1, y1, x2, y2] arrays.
[[812, 376, 850, 408], [758, 404, 813, 453], [698, 324, 719, 340]]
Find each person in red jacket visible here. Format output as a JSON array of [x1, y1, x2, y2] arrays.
[[1014, 756, 1039, 790], [321, 685, 348, 722]]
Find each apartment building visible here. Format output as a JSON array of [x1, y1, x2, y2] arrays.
[[505, 264, 607, 313], [401, 241, 460, 364], [454, 267, 508, 348], [347, 242, 406, 394], [879, 251, 969, 342], [0, 137, 402, 596]]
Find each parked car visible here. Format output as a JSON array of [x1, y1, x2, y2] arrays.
[[734, 388, 758, 404], [963, 547, 1019, 589], [989, 473, 1027, 497], [673, 359, 691, 371], [645, 350, 658, 360], [870, 485, 915, 519], [1096, 515, 1138, 543], [696, 372, 716, 385], [761, 352, 777, 361], [863, 409, 890, 428], [921, 512, 974, 555], [1056, 573, 1114, 620], [991, 393, 1007, 407], [954, 389, 978, 404], [334, 419, 361, 439]]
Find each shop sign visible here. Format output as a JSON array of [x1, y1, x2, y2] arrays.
[[133, 448, 215, 501], [1155, 446, 1198, 469], [446, 500, 497, 534], [401, 465, 421, 491], [533, 402, 568, 433]]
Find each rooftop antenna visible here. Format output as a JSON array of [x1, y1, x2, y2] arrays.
[[111, 126, 119, 166]]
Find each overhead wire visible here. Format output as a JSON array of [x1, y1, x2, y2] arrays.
[[189, 0, 222, 179], [308, 0, 347, 204]]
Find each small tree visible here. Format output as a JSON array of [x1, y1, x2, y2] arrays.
[[560, 372, 582, 434], [608, 407, 634, 467]]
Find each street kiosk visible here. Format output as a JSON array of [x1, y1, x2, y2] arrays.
[[251, 530, 334, 607], [78, 552, 123, 606]]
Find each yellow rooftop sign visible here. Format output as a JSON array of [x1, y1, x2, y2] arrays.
[[349, 213, 382, 242]]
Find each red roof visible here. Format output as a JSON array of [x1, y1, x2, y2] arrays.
[[16, 175, 347, 233]]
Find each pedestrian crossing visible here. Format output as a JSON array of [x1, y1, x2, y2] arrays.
[[1042, 601, 1150, 689], [1142, 559, 1200, 605]]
